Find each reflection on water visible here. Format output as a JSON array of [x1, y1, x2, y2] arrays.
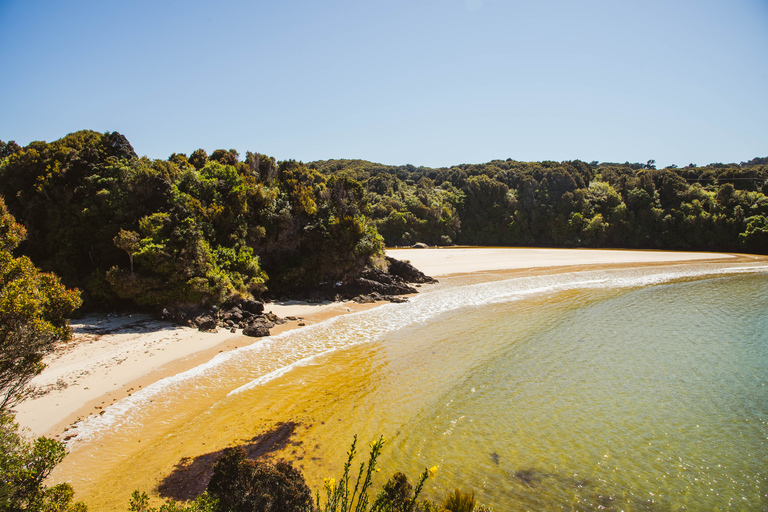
[[58, 263, 768, 511]]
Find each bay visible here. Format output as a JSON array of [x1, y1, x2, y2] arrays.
[[61, 261, 768, 511]]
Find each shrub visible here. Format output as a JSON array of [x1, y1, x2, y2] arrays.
[[317, 435, 432, 512], [206, 447, 313, 512], [128, 490, 217, 512], [442, 489, 475, 512]]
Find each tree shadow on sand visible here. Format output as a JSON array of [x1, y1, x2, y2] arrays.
[[157, 421, 300, 501]]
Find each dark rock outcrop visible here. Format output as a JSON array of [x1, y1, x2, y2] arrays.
[[385, 256, 437, 284], [243, 324, 271, 337], [161, 257, 436, 334], [163, 298, 279, 336], [240, 299, 265, 315], [338, 257, 437, 299], [196, 315, 218, 333]]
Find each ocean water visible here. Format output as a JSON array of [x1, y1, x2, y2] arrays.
[[59, 261, 768, 511]]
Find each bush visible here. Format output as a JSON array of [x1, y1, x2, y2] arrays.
[[316, 436, 433, 512], [441, 489, 475, 512], [206, 447, 313, 512]]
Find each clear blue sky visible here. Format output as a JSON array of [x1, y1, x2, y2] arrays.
[[1, 0, 766, 168]]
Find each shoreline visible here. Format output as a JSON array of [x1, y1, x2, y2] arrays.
[[12, 248, 749, 439], [12, 299, 387, 438]]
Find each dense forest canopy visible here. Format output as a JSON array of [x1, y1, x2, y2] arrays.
[[0, 131, 382, 310], [308, 156, 768, 252], [0, 131, 766, 312]]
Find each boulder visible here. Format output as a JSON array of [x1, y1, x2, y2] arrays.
[[240, 299, 265, 315], [196, 315, 218, 333], [386, 257, 438, 284], [243, 324, 271, 337]]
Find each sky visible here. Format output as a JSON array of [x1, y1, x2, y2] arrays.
[[1, 0, 766, 168]]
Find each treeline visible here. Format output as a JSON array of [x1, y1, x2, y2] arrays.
[[1, 131, 767, 311], [0, 131, 383, 310], [309, 157, 768, 252]]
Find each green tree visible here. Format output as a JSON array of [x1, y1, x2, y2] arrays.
[[188, 149, 208, 170], [0, 413, 88, 511], [0, 198, 81, 411], [113, 229, 140, 274]]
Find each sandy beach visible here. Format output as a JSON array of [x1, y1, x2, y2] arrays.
[[12, 248, 740, 439], [385, 247, 735, 276]]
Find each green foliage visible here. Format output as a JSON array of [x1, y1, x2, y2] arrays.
[[128, 491, 214, 512], [128, 490, 217, 512], [113, 229, 140, 273], [0, 413, 87, 511], [206, 447, 314, 512], [317, 436, 431, 512], [441, 489, 475, 512], [0, 132, 387, 309], [0, 198, 82, 410], [316, 156, 768, 253]]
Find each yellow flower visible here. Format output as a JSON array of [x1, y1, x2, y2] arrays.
[[324, 478, 336, 488], [428, 466, 438, 477]]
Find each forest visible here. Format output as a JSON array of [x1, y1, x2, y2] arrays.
[[0, 130, 766, 314], [309, 156, 768, 252]]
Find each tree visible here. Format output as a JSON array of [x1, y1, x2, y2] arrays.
[[189, 149, 208, 170], [0, 413, 87, 511], [0, 198, 81, 411], [0, 141, 22, 159], [209, 149, 239, 166], [113, 229, 141, 274]]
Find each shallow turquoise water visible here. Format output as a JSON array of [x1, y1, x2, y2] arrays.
[[377, 272, 768, 510]]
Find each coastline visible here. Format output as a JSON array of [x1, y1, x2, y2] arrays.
[[12, 247, 745, 439]]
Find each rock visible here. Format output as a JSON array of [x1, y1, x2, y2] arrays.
[[264, 312, 284, 325], [195, 315, 218, 333], [243, 324, 271, 337], [240, 299, 265, 315], [412, 242, 429, 249], [386, 257, 438, 284]]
